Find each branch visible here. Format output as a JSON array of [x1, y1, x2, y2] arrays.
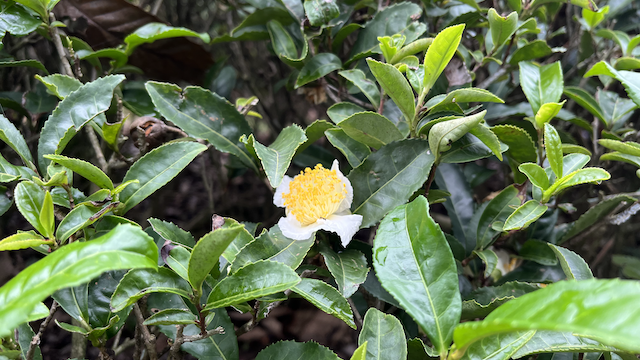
[[26, 301, 58, 360], [85, 126, 109, 172], [477, 66, 509, 89], [133, 303, 158, 360], [48, 13, 74, 77]]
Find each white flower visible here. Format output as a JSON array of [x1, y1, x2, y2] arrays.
[[274, 160, 363, 246]]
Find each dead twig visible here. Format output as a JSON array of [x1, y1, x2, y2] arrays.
[[26, 301, 58, 360], [133, 303, 158, 360]]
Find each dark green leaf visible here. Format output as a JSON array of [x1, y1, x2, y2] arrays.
[[295, 53, 342, 88], [461, 282, 542, 320], [475, 249, 499, 278], [55, 203, 103, 242], [492, 125, 537, 183], [250, 125, 307, 187], [0, 59, 47, 73], [44, 154, 113, 189], [559, 195, 635, 243], [358, 308, 407, 360], [367, 58, 415, 122], [0, 2, 41, 36], [267, 20, 308, 68], [319, 244, 368, 298], [0, 115, 35, 170], [292, 278, 355, 328], [304, 0, 339, 26], [439, 133, 507, 164], [143, 308, 197, 326], [339, 69, 380, 108], [110, 267, 192, 312], [509, 40, 553, 64], [435, 163, 475, 253], [548, 244, 593, 280], [325, 128, 371, 168], [148, 218, 196, 247], [519, 61, 563, 114], [563, 87, 606, 124], [296, 120, 335, 155], [503, 200, 548, 231], [327, 102, 366, 124], [338, 112, 404, 149], [428, 88, 504, 115], [124, 23, 210, 56], [17, 323, 42, 360], [475, 187, 519, 250], [256, 340, 340, 360]]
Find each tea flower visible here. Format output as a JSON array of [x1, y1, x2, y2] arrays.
[[274, 160, 363, 246]]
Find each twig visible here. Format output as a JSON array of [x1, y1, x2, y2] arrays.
[[26, 301, 58, 360], [378, 89, 385, 114], [48, 14, 74, 77], [113, 338, 136, 356], [133, 303, 158, 360], [592, 237, 615, 269], [347, 298, 363, 329], [182, 327, 225, 342], [85, 126, 109, 171], [477, 66, 509, 89], [168, 325, 185, 360], [150, 0, 163, 15]]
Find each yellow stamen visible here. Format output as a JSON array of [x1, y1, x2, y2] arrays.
[[282, 164, 347, 226]]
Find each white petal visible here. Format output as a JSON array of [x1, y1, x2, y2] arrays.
[[278, 215, 321, 240], [317, 213, 363, 247], [273, 175, 293, 208], [331, 160, 354, 213]]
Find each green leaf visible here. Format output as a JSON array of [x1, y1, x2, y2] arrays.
[[598, 90, 637, 128], [142, 308, 197, 326], [0, 2, 41, 36], [351, 342, 367, 360], [548, 244, 593, 280], [349, 139, 435, 228], [220, 219, 255, 265], [461, 282, 542, 320], [534, 101, 565, 128], [492, 125, 537, 182], [468, 124, 504, 161], [44, 154, 113, 189], [17, 322, 42, 360], [124, 23, 210, 56], [39, 190, 54, 239], [188, 224, 244, 292], [205, 260, 300, 310], [250, 125, 307, 188], [460, 332, 536, 360], [76, 48, 128, 68], [327, 102, 366, 124], [292, 278, 355, 329], [439, 134, 507, 164], [476, 185, 520, 250], [600, 152, 640, 167], [373, 196, 460, 355], [358, 308, 407, 360], [452, 279, 640, 354], [543, 168, 611, 202], [256, 340, 340, 360], [231, 224, 314, 273], [487, 9, 518, 54], [0, 231, 51, 251], [519, 163, 549, 190], [295, 53, 342, 88], [599, 139, 640, 157], [612, 255, 640, 279], [0, 224, 157, 337], [615, 57, 640, 71], [145, 81, 256, 171], [165, 246, 191, 281], [475, 249, 499, 278], [429, 110, 486, 160], [503, 200, 548, 231], [559, 194, 635, 243], [148, 218, 195, 247], [339, 69, 381, 108], [325, 128, 371, 168], [319, 245, 368, 298], [519, 61, 563, 114], [0, 114, 35, 169], [0, 59, 47, 74], [582, 5, 609, 29], [110, 267, 192, 312], [338, 112, 404, 149], [35, 74, 82, 100], [513, 330, 617, 358], [563, 87, 606, 124], [304, 0, 339, 26], [367, 58, 415, 122], [37, 75, 124, 172], [14, 180, 46, 235], [544, 123, 563, 179], [428, 88, 504, 115], [423, 24, 465, 94], [518, 240, 558, 266], [118, 141, 207, 213], [509, 40, 553, 65], [562, 144, 592, 156], [267, 20, 308, 68]]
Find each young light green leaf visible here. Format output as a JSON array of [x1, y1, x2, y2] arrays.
[[39, 190, 54, 239], [292, 278, 355, 329], [453, 279, 640, 354], [503, 200, 548, 230], [124, 23, 210, 56], [373, 196, 460, 356], [14, 180, 47, 235], [544, 123, 563, 179], [562, 144, 592, 156], [367, 58, 415, 122], [0, 114, 35, 169], [319, 245, 369, 298], [598, 139, 640, 157], [476, 185, 521, 250], [460, 332, 536, 360], [519, 61, 563, 114], [295, 53, 342, 88], [349, 139, 435, 228], [142, 308, 197, 326], [429, 110, 486, 160], [145, 81, 256, 171], [548, 244, 593, 280], [487, 9, 518, 54], [534, 101, 565, 128], [256, 340, 340, 360], [358, 308, 407, 360], [339, 69, 381, 108], [543, 168, 611, 202], [45, 154, 113, 189], [0, 231, 51, 251], [325, 128, 371, 168], [428, 88, 504, 114], [582, 6, 609, 29], [110, 267, 193, 312], [519, 163, 549, 190], [205, 260, 300, 310], [350, 341, 367, 360], [423, 24, 465, 94], [118, 141, 207, 213], [468, 124, 504, 161], [338, 112, 404, 149], [0, 224, 157, 337], [250, 125, 307, 188]]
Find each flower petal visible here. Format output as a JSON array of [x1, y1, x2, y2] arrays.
[[331, 160, 354, 213], [278, 215, 321, 240], [273, 175, 293, 208], [318, 213, 363, 247]]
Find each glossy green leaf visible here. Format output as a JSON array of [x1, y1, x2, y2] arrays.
[[367, 58, 415, 122], [0, 231, 51, 251], [503, 200, 548, 230], [519, 163, 549, 190], [519, 61, 563, 114], [35, 74, 83, 100], [598, 90, 637, 128], [327, 102, 366, 124], [145, 81, 256, 171], [548, 244, 593, 280], [358, 308, 407, 360], [338, 112, 404, 149], [429, 111, 486, 160], [220, 219, 255, 265], [599, 139, 640, 156], [39, 190, 54, 239], [0, 59, 47, 74], [0, 114, 35, 169], [423, 24, 465, 94], [453, 279, 640, 354], [124, 23, 210, 56], [460, 332, 535, 360], [518, 240, 558, 266], [468, 124, 504, 161], [17, 322, 42, 360], [296, 120, 335, 155], [256, 340, 340, 360], [349, 139, 435, 228], [439, 134, 507, 164], [165, 246, 191, 281], [487, 9, 518, 54], [325, 128, 371, 168], [475, 249, 499, 278], [143, 308, 197, 326], [14, 180, 46, 235], [37, 75, 124, 172], [351, 342, 367, 360], [319, 244, 368, 298], [110, 267, 192, 312], [76, 48, 128, 68], [304, 0, 339, 26], [147, 218, 195, 247], [339, 69, 381, 108], [559, 194, 635, 243], [614, 57, 640, 71], [476, 185, 520, 250], [513, 330, 617, 358], [231, 225, 314, 273], [188, 224, 244, 292], [118, 141, 207, 213], [492, 125, 537, 182], [461, 282, 542, 320], [251, 125, 307, 188], [205, 260, 300, 310], [563, 87, 606, 124], [428, 88, 504, 115], [562, 144, 592, 156], [543, 168, 611, 201], [55, 203, 105, 242], [45, 154, 113, 189], [292, 278, 355, 329], [268, 20, 308, 68], [509, 40, 553, 64], [0, 224, 157, 337], [0, 2, 41, 36], [295, 53, 342, 88], [600, 152, 640, 167], [434, 163, 475, 253], [561, 153, 590, 175], [582, 5, 609, 29], [544, 123, 563, 179], [534, 101, 565, 128], [374, 196, 460, 355]]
